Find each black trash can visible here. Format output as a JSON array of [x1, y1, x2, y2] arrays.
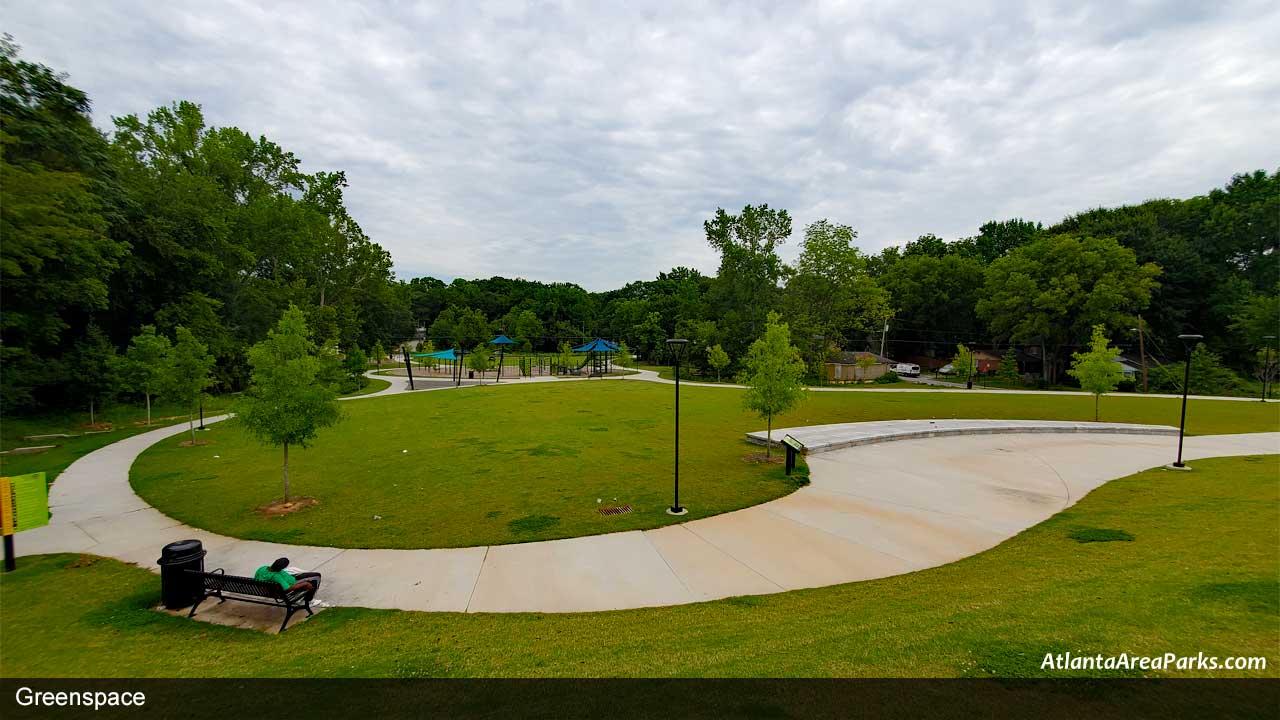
[[157, 539, 206, 609]]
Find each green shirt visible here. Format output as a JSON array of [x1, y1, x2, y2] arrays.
[[255, 566, 296, 592]]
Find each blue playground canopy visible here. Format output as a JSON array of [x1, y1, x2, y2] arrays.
[[411, 349, 460, 359], [489, 334, 518, 345], [571, 338, 619, 353]]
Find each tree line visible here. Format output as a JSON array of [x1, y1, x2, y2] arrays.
[[3, 42, 1276, 418]]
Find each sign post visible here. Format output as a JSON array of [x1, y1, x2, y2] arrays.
[[782, 435, 804, 476], [1, 472, 49, 572]]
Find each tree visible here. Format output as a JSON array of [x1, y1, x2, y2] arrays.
[[738, 312, 806, 457], [951, 344, 976, 385], [1150, 344, 1241, 396], [614, 342, 635, 369], [879, 253, 985, 358], [1067, 325, 1124, 420], [976, 233, 1160, 383], [370, 340, 386, 370], [121, 325, 172, 425], [165, 326, 216, 444], [467, 344, 492, 383], [705, 204, 791, 355], [557, 341, 575, 374], [997, 347, 1021, 386], [69, 322, 118, 426], [344, 344, 368, 392], [707, 344, 730, 383], [235, 306, 341, 502]]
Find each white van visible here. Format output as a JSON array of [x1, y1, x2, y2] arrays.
[[891, 363, 920, 377]]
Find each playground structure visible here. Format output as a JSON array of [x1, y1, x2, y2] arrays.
[[395, 337, 627, 386]]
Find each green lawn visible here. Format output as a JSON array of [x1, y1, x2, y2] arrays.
[[4, 455, 1276, 677], [129, 380, 1278, 549], [0, 397, 236, 484]]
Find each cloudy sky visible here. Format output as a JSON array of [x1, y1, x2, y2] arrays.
[[4, 1, 1277, 289]]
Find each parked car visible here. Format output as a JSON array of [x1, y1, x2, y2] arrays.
[[938, 363, 956, 375], [891, 363, 920, 377]]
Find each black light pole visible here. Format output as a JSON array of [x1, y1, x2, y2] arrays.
[[967, 346, 977, 390], [1262, 335, 1277, 402], [666, 338, 689, 516], [1171, 333, 1203, 469]]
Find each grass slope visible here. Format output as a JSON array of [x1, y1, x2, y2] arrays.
[[4, 456, 1276, 677], [130, 380, 1278, 549]]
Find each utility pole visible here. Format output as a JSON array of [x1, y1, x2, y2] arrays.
[[879, 320, 889, 359], [1137, 315, 1148, 393]]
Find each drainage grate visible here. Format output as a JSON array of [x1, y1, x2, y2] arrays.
[[598, 504, 632, 516]]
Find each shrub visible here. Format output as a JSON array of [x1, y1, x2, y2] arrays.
[[873, 371, 900, 384]]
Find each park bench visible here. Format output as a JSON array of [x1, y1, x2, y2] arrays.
[[185, 568, 315, 632]]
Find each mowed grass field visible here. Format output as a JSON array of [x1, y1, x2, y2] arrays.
[[6, 456, 1277, 677], [129, 380, 1279, 549]]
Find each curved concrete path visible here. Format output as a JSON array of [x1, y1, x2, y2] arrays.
[[17, 407, 1277, 613]]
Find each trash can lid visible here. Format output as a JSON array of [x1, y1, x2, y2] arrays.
[[160, 538, 203, 560]]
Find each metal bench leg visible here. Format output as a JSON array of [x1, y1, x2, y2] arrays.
[[280, 606, 297, 633], [188, 595, 206, 618]]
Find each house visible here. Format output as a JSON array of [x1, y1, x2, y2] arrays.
[[825, 351, 892, 383], [1114, 355, 1143, 379]]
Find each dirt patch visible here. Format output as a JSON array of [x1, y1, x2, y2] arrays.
[[256, 497, 319, 516], [178, 439, 212, 447], [79, 422, 113, 432], [742, 452, 785, 464]]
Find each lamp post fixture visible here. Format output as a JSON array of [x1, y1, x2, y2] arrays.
[[1262, 335, 1277, 402], [967, 344, 978, 390], [666, 338, 689, 515], [1171, 333, 1203, 469]]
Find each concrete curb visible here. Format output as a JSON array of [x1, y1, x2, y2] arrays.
[[746, 419, 1180, 454]]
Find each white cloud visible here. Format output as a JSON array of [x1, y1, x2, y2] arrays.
[[4, 0, 1277, 289]]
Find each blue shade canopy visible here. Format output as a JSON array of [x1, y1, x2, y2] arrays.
[[411, 349, 460, 359], [489, 334, 518, 345], [571, 338, 619, 352]]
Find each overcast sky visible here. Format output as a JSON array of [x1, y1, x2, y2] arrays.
[[4, 1, 1277, 290]]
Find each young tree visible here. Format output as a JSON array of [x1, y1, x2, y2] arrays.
[[614, 342, 635, 369], [70, 322, 119, 426], [739, 312, 806, 457], [344, 344, 368, 392], [951, 344, 976, 386], [467, 345, 492, 384], [997, 347, 1021, 386], [707, 343, 730, 382], [165, 326, 216, 444], [235, 306, 341, 502], [121, 325, 172, 425], [1067, 325, 1124, 421], [370, 340, 386, 370], [557, 341, 575, 374]]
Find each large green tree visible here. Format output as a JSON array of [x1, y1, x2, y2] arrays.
[[976, 234, 1160, 383], [739, 312, 806, 457], [705, 204, 791, 356], [120, 325, 172, 425], [235, 306, 341, 502]]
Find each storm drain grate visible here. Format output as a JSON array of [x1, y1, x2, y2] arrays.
[[598, 504, 632, 516]]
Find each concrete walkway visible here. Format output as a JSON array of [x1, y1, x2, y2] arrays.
[[18, 408, 1278, 613]]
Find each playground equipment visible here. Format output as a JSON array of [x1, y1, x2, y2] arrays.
[[571, 338, 620, 378]]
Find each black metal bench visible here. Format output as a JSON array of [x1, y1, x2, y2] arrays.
[[186, 569, 315, 632]]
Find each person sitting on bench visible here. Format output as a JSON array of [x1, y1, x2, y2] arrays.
[[254, 557, 321, 602]]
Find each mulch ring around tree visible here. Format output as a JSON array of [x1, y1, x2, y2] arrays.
[[178, 439, 212, 447], [256, 497, 319, 516], [741, 452, 785, 464]]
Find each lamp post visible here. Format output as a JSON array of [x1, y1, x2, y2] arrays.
[[1171, 333, 1203, 469], [967, 345, 977, 390], [1262, 335, 1277, 402], [666, 338, 689, 515]]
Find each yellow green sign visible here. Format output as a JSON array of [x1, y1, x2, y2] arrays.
[[1, 472, 48, 535]]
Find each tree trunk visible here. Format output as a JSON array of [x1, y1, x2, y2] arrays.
[[766, 416, 772, 458], [189, 410, 196, 445], [283, 442, 291, 502], [90, 399, 95, 426], [1095, 394, 1100, 422], [145, 393, 152, 426]]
